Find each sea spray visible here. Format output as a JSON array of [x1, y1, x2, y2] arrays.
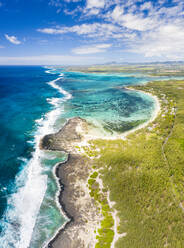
[[0, 66, 169, 248], [31, 72, 73, 246], [0, 71, 72, 248], [29, 75, 73, 248], [48, 76, 72, 101]]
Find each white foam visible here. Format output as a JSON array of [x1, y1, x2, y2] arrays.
[[17, 157, 28, 163], [0, 71, 72, 248], [46, 97, 60, 106], [45, 69, 57, 75], [48, 77, 72, 101]]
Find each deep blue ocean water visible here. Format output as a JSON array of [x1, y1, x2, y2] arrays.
[[0, 66, 68, 247], [0, 66, 177, 247]]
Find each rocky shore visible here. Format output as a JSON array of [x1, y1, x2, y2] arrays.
[[40, 117, 102, 248], [40, 117, 88, 153]]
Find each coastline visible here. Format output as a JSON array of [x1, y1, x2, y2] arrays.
[[121, 87, 161, 139], [40, 118, 102, 248], [40, 87, 161, 248], [43, 155, 71, 248], [72, 87, 161, 141]]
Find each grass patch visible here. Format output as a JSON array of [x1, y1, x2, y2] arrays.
[[91, 171, 98, 178], [87, 171, 115, 247]]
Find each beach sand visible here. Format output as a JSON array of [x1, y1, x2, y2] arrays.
[[40, 88, 161, 248]]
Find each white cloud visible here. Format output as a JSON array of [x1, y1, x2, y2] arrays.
[[111, 5, 124, 22], [5, 34, 21, 45], [110, 5, 160, 31], [157, 4, 183, 17], [38, 28, 58, 34], [120, 14, 158, 31], [38, 23, 123, 39], [86, 0, 105, 9], [83, 0, 110, 16], [72, 43, 111, 54], [39, 0, 184, 60], [86, 8, 100, 15], [140, 2, 152, 11], [129, 24, 184, 59], [107, 1, 184, 31]]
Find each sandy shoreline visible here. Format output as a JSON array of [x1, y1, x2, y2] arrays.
[[74, 87, 161, 142], [40, 87, 161, 248], [121, 87, 161, 138]]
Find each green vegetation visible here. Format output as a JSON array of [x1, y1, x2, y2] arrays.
[[89, 80, 184, 247], [83, 145, 98, 157], [91, 171, 98, 178], [67, 64, 184, 76], [87, 172, 114, 248]]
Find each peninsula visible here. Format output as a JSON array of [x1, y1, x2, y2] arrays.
[[41, 75, 184, 247]]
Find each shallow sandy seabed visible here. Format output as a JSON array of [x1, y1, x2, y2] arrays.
[[41, 88, 160, 248]]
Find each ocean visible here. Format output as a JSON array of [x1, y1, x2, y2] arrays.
[[0, 66, 173, 247]]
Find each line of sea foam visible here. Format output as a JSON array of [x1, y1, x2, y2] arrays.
[[42, 72, 73, 247], [48, 75, 72, 101], [0, 71, 71, 248]]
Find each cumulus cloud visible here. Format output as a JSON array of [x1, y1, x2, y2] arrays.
[[86, 0, 105, 9], [38, 23, 124, 39], [111, 5, 124, 22], [105, 1, 184, 59], [5, 34, 21, 45], [72, 43, 111, 54], [83, 0, 111, 16], [129, 24, 184, 59], [40, 0, 184, 60], [109, 4, 161, 31], [140, 1, 153, 11], [115, 13, 158, 31]]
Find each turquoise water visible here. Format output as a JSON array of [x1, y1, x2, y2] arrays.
[[30, 68, 157, 248], [52, 70, 158, 135], [0, 66, 180, 247], [0, 66, 67, 248]]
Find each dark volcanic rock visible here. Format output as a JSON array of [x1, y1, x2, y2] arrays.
[[40, 117, 101, 248], [40, 117, 87, 152], [49, 155, 93, 248]]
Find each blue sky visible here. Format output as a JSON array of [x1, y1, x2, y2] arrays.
[[0, 0, 184, 65]]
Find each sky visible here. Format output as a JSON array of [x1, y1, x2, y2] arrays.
[[0, 0, 184, 65]]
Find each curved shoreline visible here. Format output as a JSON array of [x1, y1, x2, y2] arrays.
[[74, 88, 161, 141], [40, 117, 102, 248], [121, 87, 161, 138], [41, 87, 161, 248], [43, 154, 72, 248]]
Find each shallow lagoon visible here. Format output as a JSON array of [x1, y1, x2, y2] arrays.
[[0, 66, 170, 247]]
